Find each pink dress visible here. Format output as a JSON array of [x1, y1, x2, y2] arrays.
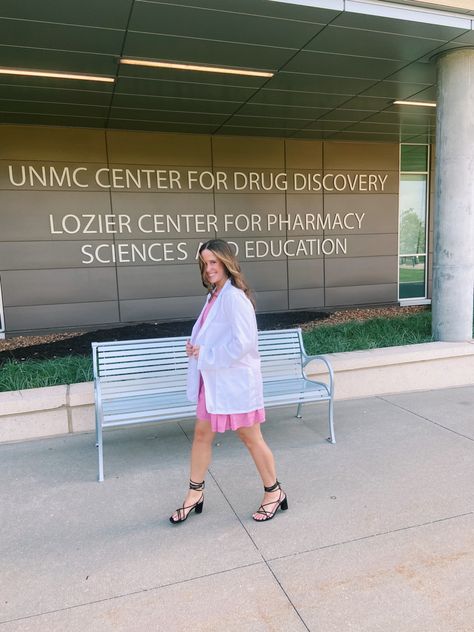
[[195, 291, 265, 433]]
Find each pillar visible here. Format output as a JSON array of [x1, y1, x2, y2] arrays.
[[432, 48, 474, 341]]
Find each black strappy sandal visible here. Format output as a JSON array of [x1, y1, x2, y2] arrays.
[[252, 480, 288, 522], [169, 479, 205, 524]]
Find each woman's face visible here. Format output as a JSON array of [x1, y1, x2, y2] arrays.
[[201, 249, 227, 289]]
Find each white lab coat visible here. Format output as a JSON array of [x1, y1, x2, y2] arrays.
[[186, 279, 264, 414]]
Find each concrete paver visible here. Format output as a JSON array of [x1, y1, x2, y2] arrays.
[[1, 386, 473, 631]]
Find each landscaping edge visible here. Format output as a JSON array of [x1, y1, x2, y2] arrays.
[[1, 340, 473, 444]]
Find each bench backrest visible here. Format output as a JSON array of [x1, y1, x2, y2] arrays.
[[258, 329, 305, 382], [92, 329, 305, 397]]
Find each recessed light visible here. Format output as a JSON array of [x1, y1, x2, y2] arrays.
[[0, 67, 115, 83], [393, 100, 436, 107], [120, 58, 273, 78]]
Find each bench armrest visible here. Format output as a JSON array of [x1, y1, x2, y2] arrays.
[[302, 353, 334, 396]]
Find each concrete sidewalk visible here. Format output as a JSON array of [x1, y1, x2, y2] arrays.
[[1, 385, 473, 631]]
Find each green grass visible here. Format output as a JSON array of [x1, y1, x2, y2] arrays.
[[0, 309, 462, 392], [0, 356, 93, 393], [302, 311, 433, 355], [399, 268, 424, 282]]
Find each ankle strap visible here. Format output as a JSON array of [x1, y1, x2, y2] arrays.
[[264, 480, 280, 493], [189, 479, 205, 491]]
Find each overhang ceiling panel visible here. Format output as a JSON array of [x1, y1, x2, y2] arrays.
[[304, 25, 447, 60], [115, 76, 258, 102], [128, 2, 326, 48], [109, 108, 228, 125], [332, 8, 470, 40], [362, 80, 432, 98], [237, 102, 331, 118], [142, 0, 341, 24], [122, 33, 294, 70], [0, 85, 113, 106], [283, 50, 407, 79], [108, 119, 219, 133], [0, 100, 108, 119], [248, 89, 350, 108], [267, 72, 376, 94], [111, 93, 240, 114], [116, 64, 267, 87], [1, 0, 472, 141], [0, 18, 124, 55], [0, 0, 133, 29], [0, 47, 118, 77], [0, 113, 107, 127]]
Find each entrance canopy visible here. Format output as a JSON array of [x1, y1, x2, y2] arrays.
[[0, 0, 473, 141]]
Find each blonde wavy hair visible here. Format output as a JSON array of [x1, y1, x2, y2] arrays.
[[198, 239, 255, 308]]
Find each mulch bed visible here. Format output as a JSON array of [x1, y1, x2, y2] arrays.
[[0, 305, 427, 365]]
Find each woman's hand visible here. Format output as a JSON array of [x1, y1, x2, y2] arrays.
[[186, 340, 200, 359]]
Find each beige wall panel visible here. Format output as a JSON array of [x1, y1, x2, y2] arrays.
[[324, 194, 398, 234], [331, 234, 398, 258], [117, 264, 199, 300], [106, 165, 213, 193], [324, 141, 399, 170], [229, 237, 287, 262], [326, 284, 397, 307], [287, 193, 323, 213], [212, 136, 284, 168], [2, 268, 118, 307], [110, 193, 215, 239], [240, 261, 288, 291], [0, 191, 113, 241], [285, 140, 323, 169], [254, 290, 288, 312], [113, 239, 203, 267], [5, 301, 119, 332], [289, 288, 325, 310], [214, 193, 286, 238], [209, 168, 289, 194], [120, 296, 204, 322], [0, 241, 110, 270], [322, 171, 398, 195], [288, 259, 324, 290], [106, 130, 212, 166], [0, 126, 107, 162], [325, 256, 397, 287], [0, 161, 109, 191]]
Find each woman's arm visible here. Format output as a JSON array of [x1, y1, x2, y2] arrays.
[[197, 291, 257, 370]]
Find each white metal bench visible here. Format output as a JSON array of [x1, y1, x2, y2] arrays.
[[93, 328, 334, 481]]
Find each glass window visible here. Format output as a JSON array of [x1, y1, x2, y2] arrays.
[[399, 256, 426, 299], [401, 144, 428, 172], [399, 175, 427, 255], [398, 143, 429, 301]]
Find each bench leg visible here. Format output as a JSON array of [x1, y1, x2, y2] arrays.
[[327, 398, 336, 444], [296, 402, 303, 418], [97, 422, 104, 482]]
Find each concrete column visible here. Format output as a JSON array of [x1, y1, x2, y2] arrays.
[[432, 48, 474, 341]]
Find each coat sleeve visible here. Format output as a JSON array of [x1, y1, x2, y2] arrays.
[[197, 290, 257, 370]]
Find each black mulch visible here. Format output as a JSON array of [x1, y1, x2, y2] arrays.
[[0, 311, 329, 365]]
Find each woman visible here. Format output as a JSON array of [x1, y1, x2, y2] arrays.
[[170, 239, 288, 524]]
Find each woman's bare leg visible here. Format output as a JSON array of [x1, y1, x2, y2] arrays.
[[171, 419, 215, 521], [236, 424, 285, 521]]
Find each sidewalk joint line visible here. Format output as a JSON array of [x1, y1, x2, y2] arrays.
[[266, 510, 474, 564], [177, 422, 310, 630], [0, 561, 265, 626], [376, 396, 474, 442]]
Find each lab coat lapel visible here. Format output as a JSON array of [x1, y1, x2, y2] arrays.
[[195, 278, 231, 343]]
